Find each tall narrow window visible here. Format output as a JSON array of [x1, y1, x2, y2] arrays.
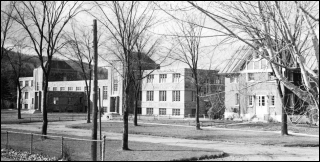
[[147, 91, 154, 101], [147, 75, 154, 83], [19, 81, 23, 87], [159, 91, 167, 101], [159, 74, 167, 83], [138, 91, 142, 101], [103, 86, 108, 100], [172, 91, 180, 101], [36, 82, 39, 91], [25, 92, 29, 99], [248, 95, 253, 106], [31, 80, 33, 87], [25, 81, 29, 87], [270, 96, 275, 106], [172, 73, 180, 83], [114, 81, 118, 91], [235, 93, 240, 105]]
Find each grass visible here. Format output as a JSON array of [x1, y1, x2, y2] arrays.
[[67, 121, 319, 147], [1, 128, 223, 161], [1, 110, 87, 124]]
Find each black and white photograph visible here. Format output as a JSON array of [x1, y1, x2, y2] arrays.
[[1, 1, 319, 161]]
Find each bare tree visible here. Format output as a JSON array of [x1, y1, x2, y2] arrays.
[[6, 37, 32, 119], [62, 22, 94, 124], [1, 1, 15, 62], [91, 1, 160, 150], [188, 1, 319, 132], [10, 1, 83, 135], [132, 34, 161, 126], [169, 14, 207, 130]]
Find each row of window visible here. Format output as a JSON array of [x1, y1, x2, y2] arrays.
[[234, 94, 275, 106], [147, 73, 181, 83], [19, 80, 34, 87], [145, 108, 181, 116], [146, 91, 181, 102]]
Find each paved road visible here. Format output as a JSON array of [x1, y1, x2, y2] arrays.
[[2, 121, 319, 161]]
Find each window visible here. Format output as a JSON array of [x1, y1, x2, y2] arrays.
[[173, 73, 180, 83], [53, 87, 57, 91], [268, 72, 276, 81], [114, 81, 118, 91], [60, 87, 65, 91], [25, 81, 29, 87], [147, 75, 154, 83], [288, 72, 294, 82], [147, 91, 154, 101], [25, 92, 29, 99], [48, 87, 50, 91], [25, 104, 28, 109], [235, 93, 240, 105], [289, 94, 295, 108], [137, 107, 142, 115], [247, 73, 255, 81], [138, 91, 142, 101], [76, 87, 81, 91], [159, 74, 167, 83], [68, 87, 73, 91], [68, 98, 72, 105], [261, 60, 268, 69], [19, 81, 23, 87], [248, 95, 254, 106], [36, 82, 39, 91], [191, 91, 196, 102], [103, 86, 108, 100], [31, 81, 33, 87], [270, 96, 275, 106], [258, 96, 266, 106], [159, 91, 167, 101], [214, 76, 220, 84], [146, 108, 153, 115], [172, 109, 180, 116], [159, 108, 166, 115], [32, 98, 34, 104], [172, 91, 180, 101], [53, 97, 59, 104]]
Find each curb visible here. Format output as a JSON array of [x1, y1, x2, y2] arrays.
[[170, 152, 226, 161]]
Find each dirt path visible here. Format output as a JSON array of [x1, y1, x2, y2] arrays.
[[2, 121, 319, 161]]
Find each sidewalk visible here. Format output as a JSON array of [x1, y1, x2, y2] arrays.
[[1, 121, 319, 161]]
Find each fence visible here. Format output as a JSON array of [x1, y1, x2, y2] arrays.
[[1, 130, 107, 161]]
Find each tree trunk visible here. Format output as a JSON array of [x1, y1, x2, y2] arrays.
[[87, 91, 91, 123], [17, 85, 22, 119], [41, 77, 48, 136], [281, 92, 288, 136], [134, 99, 138, 126], [195, 75, 201, 130], [122, 81, 129, 150]]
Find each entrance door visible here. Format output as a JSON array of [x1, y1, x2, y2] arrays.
[[256, 95, 268, 120], [110, 97, 116, 112]]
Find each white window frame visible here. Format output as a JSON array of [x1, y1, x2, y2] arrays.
[[172, 109, 180, 116], [25, 92, 29, 99], [147, 74, 154, 83], [53, 87, 57, 91], [159, 91, 167, 101], [60, 87, 65, 91], [248, 95, 253, 106], [159, 108, 166, 115], [68, 87, 73, 91], [146, 108, 153, 115], [159, 74, 167, 83], [270, 95, 275, 107], [25, 81, 29, 87], [247, 73, 255, 82], [76, 87, 81, 91], [172, 73, 180, 83], [172, 91, 180, 102], [103, 86, 108, 100], [147, 91, 154, 101]]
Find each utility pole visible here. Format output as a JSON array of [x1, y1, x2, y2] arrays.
[[91, 19, 98, 161]]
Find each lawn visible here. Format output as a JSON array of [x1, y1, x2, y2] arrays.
[[1, 129, 223, 161], [1, 110, 87, 124], [67, 121, 319, 147]]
